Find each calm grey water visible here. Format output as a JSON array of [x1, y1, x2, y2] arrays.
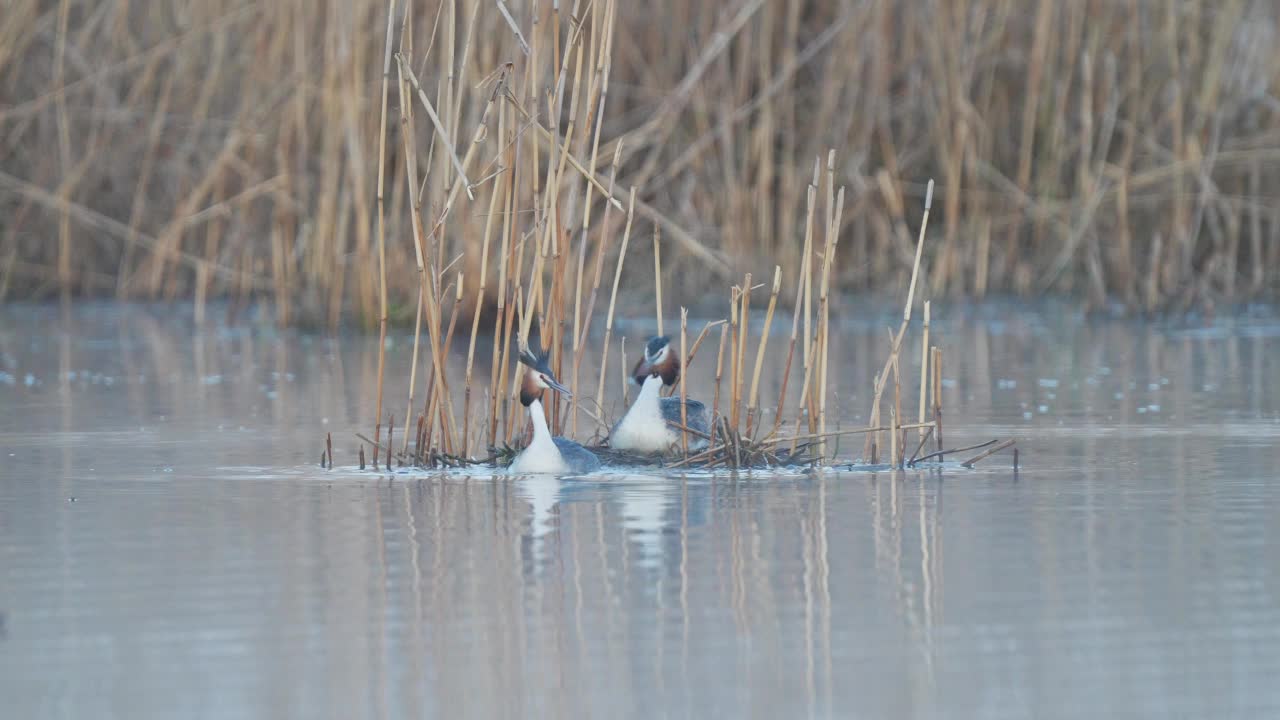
[[2, 301, 1279, 719]]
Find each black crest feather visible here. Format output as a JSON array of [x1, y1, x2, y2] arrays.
[[645, 336, 670, 360], [516, 323, 552, 372]]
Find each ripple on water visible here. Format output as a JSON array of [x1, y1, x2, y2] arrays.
[[2, 302, 1280, 717]]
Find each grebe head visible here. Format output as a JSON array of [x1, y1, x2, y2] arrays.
[[632, 335, 680, 387], [518, 346, 571, 407]]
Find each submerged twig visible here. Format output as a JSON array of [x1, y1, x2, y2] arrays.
[[912, 439, 998, 466], [961, 439, 1017, 468]]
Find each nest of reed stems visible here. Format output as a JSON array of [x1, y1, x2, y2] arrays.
[[311, 0, 1015, 474]]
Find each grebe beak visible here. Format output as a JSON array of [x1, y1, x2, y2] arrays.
[[543, 374, 572, 397]]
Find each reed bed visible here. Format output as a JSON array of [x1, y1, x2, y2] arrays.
[[380, 1, 1010, 469], [3, 2, 1278, 318]]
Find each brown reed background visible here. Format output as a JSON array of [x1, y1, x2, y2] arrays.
[[2, 0, 1278, 322]]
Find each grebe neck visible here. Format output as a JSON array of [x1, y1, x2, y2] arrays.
[[634, 374, 664, 411], [528, 398, 554, 445]]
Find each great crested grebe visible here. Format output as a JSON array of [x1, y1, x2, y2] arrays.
[[609, 336, 710, 454], [508, 346, 601, 475]]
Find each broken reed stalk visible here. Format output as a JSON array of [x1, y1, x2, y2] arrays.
[[892, 344, 902, 467], [769, 220, 810, 441], [918, 300, 931, 441], [789, 335, 818, 456], [732, 274, 751, 430], [415, 414, 426, 465], [801, 158, 818, 373], [727, 286, 740, 428], [816, 182, 845, 460], [908, 425, 934, 465], [865, 179, 934, 462], [711, 322, 729, 426], [679, 307, 688, 457], [386, 414, 394, 471], [326, 432, 333, 469], [889, 405, 897, 470], [618, 336, 629, 407], [745, 265, 781, 438], [439, 276, 464, 454], [595, 187, 637, 423], [371, 0, 399, 469], [653, 226, 664, 337], [684, 319, 725, 366], [933, 346, 944, 456]]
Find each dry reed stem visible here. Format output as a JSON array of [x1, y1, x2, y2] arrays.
[[462, 154, 507, 457], [789, 333, 818, 456], [933, 346, 944, 456], [569, 141, 623, 435], [711, 323, 729, 425], [918, 300, 931, 440], [370, 0, 399, 469], [652, 227, 665, 337], [908, 425, 934, 465], [888, 404, 897, 470], [913, 438, 998, 466], [961, 439, 1017, 468], [398, 58, 472, 198], [745, 265, 781, 438], [727, 285, 740, 429], [892, 348, 902, 467], [773, 421, 934, 446], [595, 187, 637, 428], [733, 274, 751, 430], [438, 275, 464, 454], [618, 336, 630, 408], [401, 284, 425, 452], [9, 4, 1278, 315], [800, 158, 818, 369], [396, 49, 458, 453], [865, 179, 934, 460], [504, 98, 729, 275], [398, 71, 459, 457], [386, 414, 394, 471], [683, 319, 725, 367], [679, 307, 689, 457], [816, 182, 844, 459]]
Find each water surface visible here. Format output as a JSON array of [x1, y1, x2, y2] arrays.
[[2, 302, 1278, 718]]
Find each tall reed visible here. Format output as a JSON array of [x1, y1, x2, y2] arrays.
[[4, 2, 1275, 315]]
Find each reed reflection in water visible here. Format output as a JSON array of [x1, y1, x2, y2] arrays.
[[1, 302, 1279, 717]]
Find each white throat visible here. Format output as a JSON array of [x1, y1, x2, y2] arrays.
[[509, 398, 567, 474], [635, 373, 663, 410], [528, 397, 554, 445], [610, 375, 673, 452]]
